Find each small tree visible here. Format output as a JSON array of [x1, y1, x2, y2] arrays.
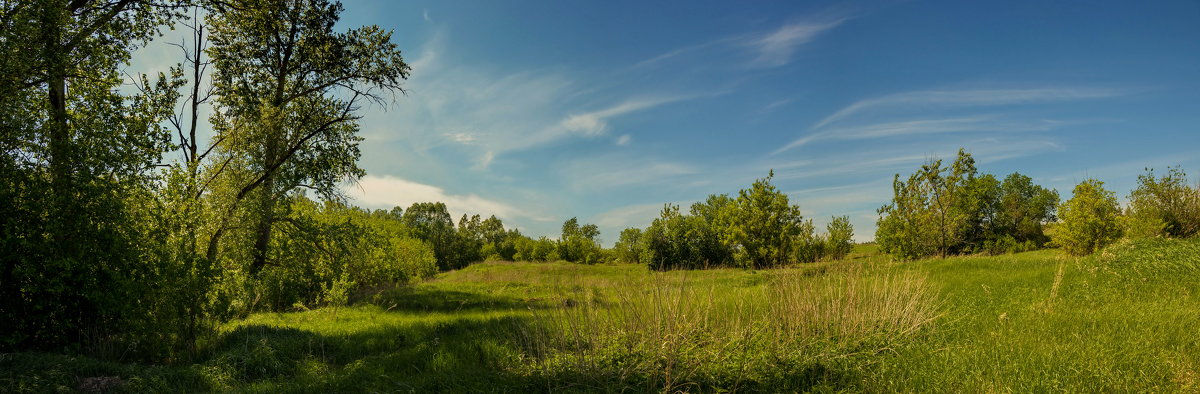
[[825, 216, 855, 260], [402, 202, 460, 270], [1127, 167, 1200, 238], [1053, 179, 1123, 256], [613, 228, 644, 264], [559, 217, 602, 263], [724, 170, 806, 268], [876, 149, 977, 259]]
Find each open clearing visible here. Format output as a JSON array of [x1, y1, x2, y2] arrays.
[[5, 239, 1200, 392]]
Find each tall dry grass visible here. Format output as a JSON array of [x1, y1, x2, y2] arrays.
[[517, 264, 942, 391]]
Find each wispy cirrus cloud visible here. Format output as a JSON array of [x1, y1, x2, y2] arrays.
[[744, 18, 849, 68], [561, 95, 698, 136], [772, 137, 1064, 181], [561, 153, 699, 193], [812, 87, 1124, 130], [771, 87, 1127, 155], [632, 12, 853, 70], [773, 115, 1095, 154]]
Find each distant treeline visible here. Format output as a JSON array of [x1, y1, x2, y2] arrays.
[[874, 149, 1199, 258], [611, 171, 854, 270]]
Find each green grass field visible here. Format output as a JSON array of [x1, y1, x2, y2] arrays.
[[5, 239, 1199, 393]]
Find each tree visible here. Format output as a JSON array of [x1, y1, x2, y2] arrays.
[[457, 214, 484, 263], [995, 172, 1059, 245], [825, 216, 855, 260], [1127, 167, 1200, 238], [0, 0, 187, 352], [877, 149, 980, 259], [203, 0, 410, 277], [644, 204, 693, 270], [1053, 179, 1123, 256], [724, 170, 807, 268], [559, 217, 602, 263], [688, 194, 736, 266], [402, 202, 460, 270], [613, 228, 644, 263]]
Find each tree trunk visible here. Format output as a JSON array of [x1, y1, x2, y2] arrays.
[[249, 175, 276, 276]]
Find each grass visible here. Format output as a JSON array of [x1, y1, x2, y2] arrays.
[[3, 240, 1199, 392]]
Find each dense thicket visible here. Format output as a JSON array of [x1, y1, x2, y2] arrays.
[[637, 172, 854, 270], [0, 0, 428, 359], [0, 0, 188, 356], [1126, 167, 1200, 238], [876, 149, 1059, 259]]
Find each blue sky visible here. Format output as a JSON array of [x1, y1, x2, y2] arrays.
[[134, 1, 1200, 244]]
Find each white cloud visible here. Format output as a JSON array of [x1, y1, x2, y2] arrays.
[[423, 9, 431, 22], [775, 115, 1055, 154], [561, 95, 705, 136], [445, 132, 476, 144], [744, 19, 848, 68], [615, 134, 632, 146], [772, 138, 1064, 181], [592, 203, 669, 236], [345, 175, 527, 222], [813, 87, 1124, 129], [561, 153, 699, 192], [476, 151, 495, 169], [761, 98, 794, 113]]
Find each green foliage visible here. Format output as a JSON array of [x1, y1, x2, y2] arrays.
[[613, 228, 644, 263], [514, 236, 561, 262], [877, 149, 1059, 259], [1127, 167, 1200, 238], [0, 0, 190, 356], [825, 216, 855, 260], [1053, 179, 1124, 256], [726, 171, 808, 268], [793, 220, 826, 263], [557, 217, 604, 264], [402, 202, 468, 270], [230, 197, 438, 313], [203, 0, 410, 278], [995, 173, 1060, 245]]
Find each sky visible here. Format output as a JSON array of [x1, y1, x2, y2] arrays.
[[132, 0, 1200, 244]]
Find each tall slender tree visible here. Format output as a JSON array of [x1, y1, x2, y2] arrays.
[[203, 0, 409, 276]]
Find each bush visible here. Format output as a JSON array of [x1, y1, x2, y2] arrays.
[[1126, 167, 1200, 238], [1053, 179, 1123, 256], [825, 216, 854, 260]]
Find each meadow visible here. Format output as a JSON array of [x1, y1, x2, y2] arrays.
[[4, 238, 1199, 393]]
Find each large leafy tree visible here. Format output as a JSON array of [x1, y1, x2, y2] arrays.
[[725, 171, 807, 268], [202, 0, 410, 276], [825, 216, 855, 260], [0, 0, 185, 351], [995, 172, 1060, 244], [877, 149, 980, 259], [402, 202, 460, 270], [559, 217, 602, 263]]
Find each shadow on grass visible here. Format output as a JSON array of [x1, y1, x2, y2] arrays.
[[194, 314, 547, 392], [369, 286, 557, 313], [188, 314, 868, 393]]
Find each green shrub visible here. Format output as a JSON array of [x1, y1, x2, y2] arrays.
[[825, 216, 855, 260], [1053, 179, 1124, 256], [1126, 167, 1200, 238]]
